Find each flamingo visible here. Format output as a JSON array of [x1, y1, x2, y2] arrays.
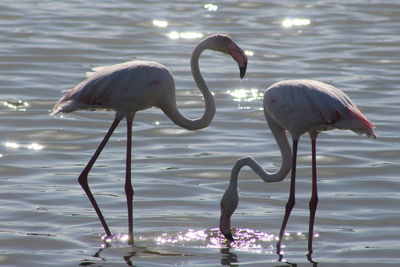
[[219, 79, 376, 259], [51, 33, 248, 244]]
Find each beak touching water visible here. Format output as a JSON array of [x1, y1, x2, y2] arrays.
[[220, 211, 235, 242], [228, 41, 248, 79]]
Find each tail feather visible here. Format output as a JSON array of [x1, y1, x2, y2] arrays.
[[50, 88, 80, 116]]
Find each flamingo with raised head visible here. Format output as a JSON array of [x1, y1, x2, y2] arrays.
[[219, 79, 376, 259], [51, 33, 248, 244]]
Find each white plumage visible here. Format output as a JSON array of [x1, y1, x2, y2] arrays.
[[52, 61, 174, 116], [220, 79, 376, 260], [264, 79, 376, 139], [52, 33, 247, 244]]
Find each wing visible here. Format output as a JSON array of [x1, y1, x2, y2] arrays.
[[263, 80, 375, 138], [51, 60, 172, 115]]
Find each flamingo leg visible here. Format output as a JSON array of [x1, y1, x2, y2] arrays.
[[78, 118, 121, 237], [125, 118, 134, 245], [277, 139, 299, 258], [307, 134, 319, 261]]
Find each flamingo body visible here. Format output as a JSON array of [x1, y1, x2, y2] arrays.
[[52, 33, 248, 244], [51, 61, 175, 118], [264, 80, 375, 139], [220, 79, 376, 261]]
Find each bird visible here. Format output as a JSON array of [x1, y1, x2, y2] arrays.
[[51, 33, 248, 245], [219, 79, 376, 260]]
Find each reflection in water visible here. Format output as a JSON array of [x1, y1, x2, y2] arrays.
[[220, 248, 238, 266], [167, 31, 204, 40], [282, 18, 311, 28]]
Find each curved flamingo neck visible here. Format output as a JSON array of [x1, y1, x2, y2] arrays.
[[163, 39, 215, 130], [227, 109, 292, 190]]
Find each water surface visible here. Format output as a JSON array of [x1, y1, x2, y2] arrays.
[[1, 1, 399, 266]]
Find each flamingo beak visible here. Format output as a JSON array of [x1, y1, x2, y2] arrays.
[[220, 212, 235, 242], [228, 41, 248, 79], [224, 231, 235, 242], [239, 61, 247, 79]]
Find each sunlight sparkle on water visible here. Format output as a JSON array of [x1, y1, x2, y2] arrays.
[[97, 229, 313, 255], [27, 143, 44, 150], [282, 18, 310, 28], [5, 142, 20, 149], [152, 228, 278, 254], [152, 19, 168, 28], [100, 233, 130, 248], [167, 31, 203, 40], [155, 229, 208, 245], [3, 100, 29, 111], [5, 142, 44, 151], [204, 3, 218, 11], [227, 88, 263, 102], [245, 50, 254, 56]]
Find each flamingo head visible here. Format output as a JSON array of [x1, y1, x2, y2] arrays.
[[219, 184, 239, 241], [204, 34, 248, 79]]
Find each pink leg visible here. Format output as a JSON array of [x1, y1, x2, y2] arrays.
[[277, 139, 299, 258], [125, 119, 134, 244], [78, 118, 121, 237], [307, 134, 319, 261]]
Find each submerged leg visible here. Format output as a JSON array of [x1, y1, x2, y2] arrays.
[[78, 118, 122, 237], [277, 139, 299, 258], [125, 116, 134, 245], [307, 133, 319, 261]]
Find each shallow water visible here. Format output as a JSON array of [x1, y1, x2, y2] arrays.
[[1, 1, 399, 266]]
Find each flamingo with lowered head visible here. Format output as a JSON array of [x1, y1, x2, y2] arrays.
[[51, 33, 247, 244], [219, 79, 376, 259]]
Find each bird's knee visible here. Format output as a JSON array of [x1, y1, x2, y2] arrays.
[[78, 174, 88, 187], [125, 184, 134, 198], [309, 196, 318, 210], [286, 198, 295, 211]]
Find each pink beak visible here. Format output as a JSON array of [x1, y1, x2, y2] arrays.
[[228, 41, 247, 79]]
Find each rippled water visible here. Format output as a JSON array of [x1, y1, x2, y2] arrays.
[[1, 1, 399, 266]]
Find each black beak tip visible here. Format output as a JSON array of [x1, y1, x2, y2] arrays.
[[223, 232, 235, 242], [239, 64, 247, 79]]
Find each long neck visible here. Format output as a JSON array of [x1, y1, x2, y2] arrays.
[[227, 111, 292, 190], [163, 40, 216, 130]]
